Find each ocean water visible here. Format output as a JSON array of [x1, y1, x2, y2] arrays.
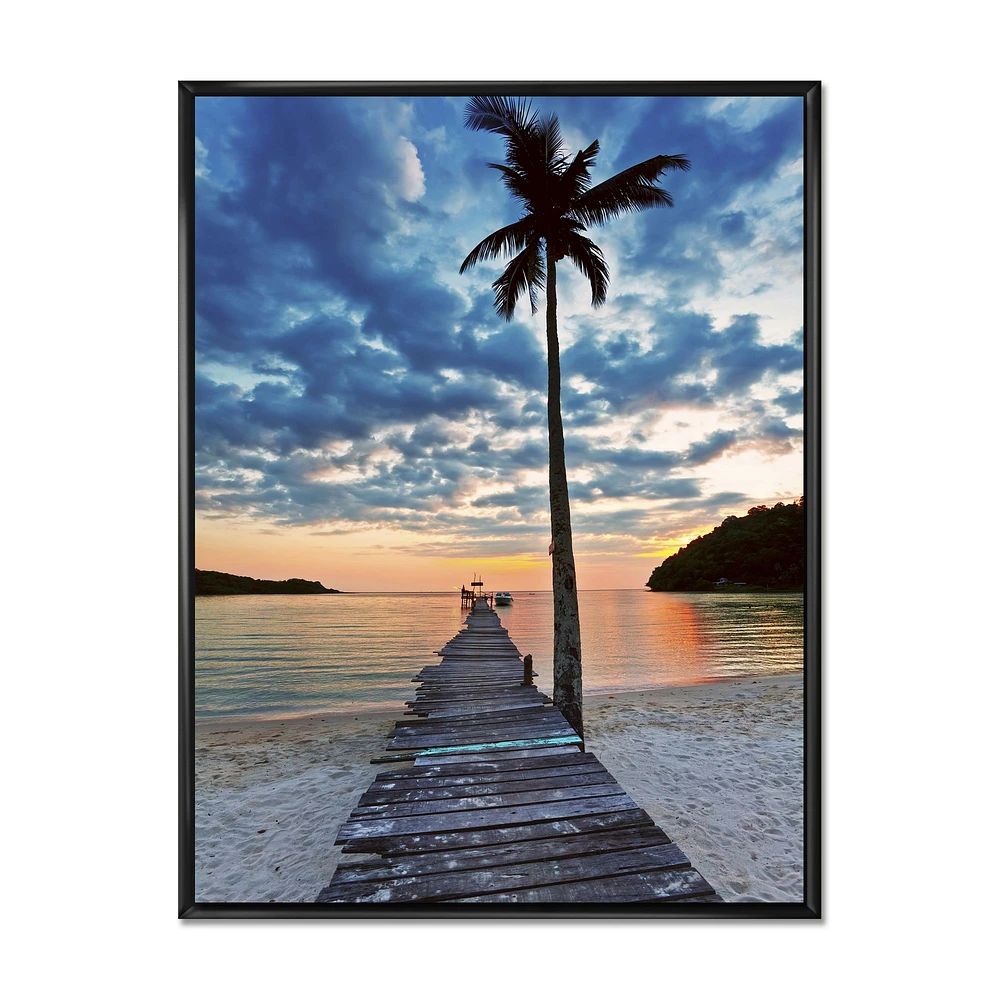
[[194, 590, 803, 721]]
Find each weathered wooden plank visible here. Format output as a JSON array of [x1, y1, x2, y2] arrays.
[[408, 693, 545, 704], [387, 726, 572, 747], [395, 706, 556, 721], [412, 683, 528, 692], [360, 763, 610, 802], [388, 716, 570, 740], [432, 657, 521, 664], [374, 751, 597, 781], [407, 700, 549, 715], [410, 679, 536, 688], [407, 708, 545, 721], [418, 662, 523, 671], [451, 867, 716, 903], [400, 704, 562, 727], [389, 716, 576, 738], [325, 826, 673, 885], [413, 695, 539, 708], [371, 734, 583, 763], [414, 672, 530, 679], [407, 690, 540, 702], [425, 665, 522, 672], [423, 670, 524, 676], [386, 722, 577, 750], [337, 793, 637, 844], [409, 701, 554, 718], [394, 706, 556, 727], [341, 808, 657, 857], [321, 843, 691, 903], [412, 746, 581, 765], [371, 759, 605, 787], [437, 650, 520, 655], [398, 706, 555, 726], [350, 780, 628, 820]]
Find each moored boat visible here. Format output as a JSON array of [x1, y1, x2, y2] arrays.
[[495, 591, 513, 605]]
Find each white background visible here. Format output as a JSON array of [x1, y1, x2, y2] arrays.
[[4, 2, 994, 996]]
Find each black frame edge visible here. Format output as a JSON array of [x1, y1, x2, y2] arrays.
[[180, 901, 819, 919], [179, 81, 197, 918], [803, 81, 822, 919], [179, 80, 820, 98]]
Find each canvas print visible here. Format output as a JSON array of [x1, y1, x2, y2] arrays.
[[185, 84, 816, 913]]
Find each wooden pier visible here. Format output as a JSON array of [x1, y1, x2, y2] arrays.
[[317, 599, 721, 904], [460, 573, 492, 609]]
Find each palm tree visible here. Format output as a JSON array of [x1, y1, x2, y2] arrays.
[[461, 96, 689, 736]]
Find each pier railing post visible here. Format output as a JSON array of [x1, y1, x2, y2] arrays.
[[521, 653, 533, 687]]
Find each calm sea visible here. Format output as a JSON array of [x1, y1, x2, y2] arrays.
[[194, 590, 803, 721]]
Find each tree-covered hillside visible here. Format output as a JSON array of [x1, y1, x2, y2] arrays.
[[646, 500, 804, 591], [195, 569, 340, 596]]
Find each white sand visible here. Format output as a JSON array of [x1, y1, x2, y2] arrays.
[[195, 712, 392, 903], [195, 673, 802, 903], [584, 673, 803, 902]]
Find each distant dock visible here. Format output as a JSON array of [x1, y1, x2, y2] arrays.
[[460, 573, 493, 609], [317, 598, 721, 904]]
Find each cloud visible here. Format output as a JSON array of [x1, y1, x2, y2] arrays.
[[193, 95, 804, 557], [392, 137, 426, 201]]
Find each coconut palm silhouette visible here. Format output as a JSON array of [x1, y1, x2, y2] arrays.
[[461, 95, 689, 735]]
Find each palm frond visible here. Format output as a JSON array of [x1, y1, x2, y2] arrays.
[[460, 217, 536, 274], [560, 140, 600, 201], [492, 239, 544, 319], [465, 96, 546, 188], [571, 153, 691, 226], [538, 113, 568, 175], [564, 232, 610, 308], [464, 96, 538, 136], [572, 183, 672, 226], [487, 162, 532, 205]]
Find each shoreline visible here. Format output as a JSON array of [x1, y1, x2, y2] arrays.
[[195, 669, 802, 731], [195, 672, 802, 903]]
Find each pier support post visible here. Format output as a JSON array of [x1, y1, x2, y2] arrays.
[[521, 653, 533, 687]]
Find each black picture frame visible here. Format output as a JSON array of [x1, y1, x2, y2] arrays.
[[180, 80, 821, 919]]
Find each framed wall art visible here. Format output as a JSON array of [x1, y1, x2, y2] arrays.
[[179, 80, 820, 918]]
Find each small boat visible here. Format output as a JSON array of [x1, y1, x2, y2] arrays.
[[494, 591, 513, 605]]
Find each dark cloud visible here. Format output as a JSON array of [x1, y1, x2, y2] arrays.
[[685, 430, 740, 466], [718, 210, 755, 248], [193, 95, 803, 541], [611, 96, 804, 299], [560, 312, 800, 422], [774, 387, 804, 415]]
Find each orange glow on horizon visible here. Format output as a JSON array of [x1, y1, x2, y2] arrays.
[[632, 522, 721, 561], [194, 497, 791, 593]]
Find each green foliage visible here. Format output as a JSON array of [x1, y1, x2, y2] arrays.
[[646, 499, 805, 592], [195, 569, 340, 596]]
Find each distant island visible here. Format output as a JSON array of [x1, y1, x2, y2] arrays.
[[195, 569, 341, 596], [647, 499, 804, 592]]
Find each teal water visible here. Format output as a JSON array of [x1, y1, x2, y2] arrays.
[[194, 590, 803, 720]]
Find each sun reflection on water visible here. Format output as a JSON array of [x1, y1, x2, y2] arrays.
[[195, 590, 803, 720]]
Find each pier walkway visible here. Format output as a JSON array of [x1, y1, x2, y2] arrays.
[[317, 599, 721, 904]]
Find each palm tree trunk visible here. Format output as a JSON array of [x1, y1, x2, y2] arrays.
[[545, 250, 583, 737]]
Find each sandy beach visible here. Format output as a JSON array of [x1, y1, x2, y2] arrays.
[[584, 674, 803, 902], [195, 672, 802, 903]]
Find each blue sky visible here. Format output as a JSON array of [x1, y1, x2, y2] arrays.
[[194, 94, 804, 590]]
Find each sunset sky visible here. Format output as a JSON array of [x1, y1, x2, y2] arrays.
[[194, 94, 804, 592]]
